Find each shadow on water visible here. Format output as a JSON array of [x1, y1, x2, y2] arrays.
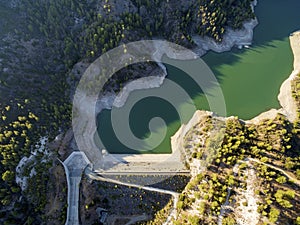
[[204, 0, 300, 73], [253, 0, 300, 45], [202, 0, 300, 119], [96, 62, 213, 154], [97, 0, 300, 154], [97, 95, 181, 154]]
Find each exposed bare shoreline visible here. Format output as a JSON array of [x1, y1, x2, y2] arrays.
[[172, 30, 300, 179], [88, 3, 259, 172], [107, 10, 258, 113], [72, 23, 300, 176], [94, 9, 258, 115], [247, 31, 300, 124], [69, 1, 300, 174]]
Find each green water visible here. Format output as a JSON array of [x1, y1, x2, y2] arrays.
[[97, 0, 300, 154]]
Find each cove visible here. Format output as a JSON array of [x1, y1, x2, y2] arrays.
[[96, 0, 300, 154]]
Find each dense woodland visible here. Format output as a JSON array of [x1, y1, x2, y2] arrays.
[[0, 99, 70, 224], [20, 0, 254, 67], [0, 0, 294, 225]]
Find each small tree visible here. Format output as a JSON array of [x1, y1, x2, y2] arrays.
[[222, 215, 236, 225], [275, 176, 287, 184], [268, 207, 280, 223]]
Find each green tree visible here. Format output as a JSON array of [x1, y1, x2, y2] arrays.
[[222, 215, 236, 225], [275, 176, 287, 184], [268, 207, 280, 223], [2, 171, 15, 183]]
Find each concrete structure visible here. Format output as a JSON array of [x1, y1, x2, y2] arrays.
[[62, 151, 90, 225]]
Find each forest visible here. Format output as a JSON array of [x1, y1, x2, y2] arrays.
[[0, 0, 256, 223], [20, 0, 255, 67]]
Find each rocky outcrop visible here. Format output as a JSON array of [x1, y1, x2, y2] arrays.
[[246, 109, 283, 125], [193, 18, 258, 56], [109, 70, 166, 108], [171, 110, 213, 177], [277, 70, 298, 122]]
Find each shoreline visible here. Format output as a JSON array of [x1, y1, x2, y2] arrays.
[[71, 5, 300, 176], [95, 4, 259, 114], [247, 31, 300, 124], [192, 0, 258, 57], [72, 1, 260, 173], [173, 30, 300, 178]]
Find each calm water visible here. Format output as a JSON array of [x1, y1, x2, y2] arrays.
[[97, 0, 300, 154]]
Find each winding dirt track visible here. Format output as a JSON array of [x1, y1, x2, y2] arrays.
[[248, 158, 300, 187]]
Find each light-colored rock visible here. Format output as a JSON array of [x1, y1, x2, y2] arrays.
[[193, 18, 258, 57], [113, 75, 165, 108], [277, 70, 298, 122], [171, 110, 213, 177], [290, 31, 300, 71], [235, 166, 260, 225]]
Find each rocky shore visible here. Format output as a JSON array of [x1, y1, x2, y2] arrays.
[[192, 0, 258, 56]]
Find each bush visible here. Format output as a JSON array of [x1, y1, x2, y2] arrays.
[[222, 215, 236, 225], [275, 176, 287, 184], [268, 207, 280, 223]]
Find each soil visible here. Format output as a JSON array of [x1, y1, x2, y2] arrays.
[[45, 162, 68, 225], [79, 176, 171, 225]]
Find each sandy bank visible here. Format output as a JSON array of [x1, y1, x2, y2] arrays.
[[290, 31, 300, 71], [277, 32, 300, 122]]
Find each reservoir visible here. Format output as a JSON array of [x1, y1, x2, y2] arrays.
[[97, 0, 300, 154]]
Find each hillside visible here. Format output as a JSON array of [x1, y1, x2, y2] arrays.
[[145, 32, 300, 225], [0, 0, 270, 224]]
